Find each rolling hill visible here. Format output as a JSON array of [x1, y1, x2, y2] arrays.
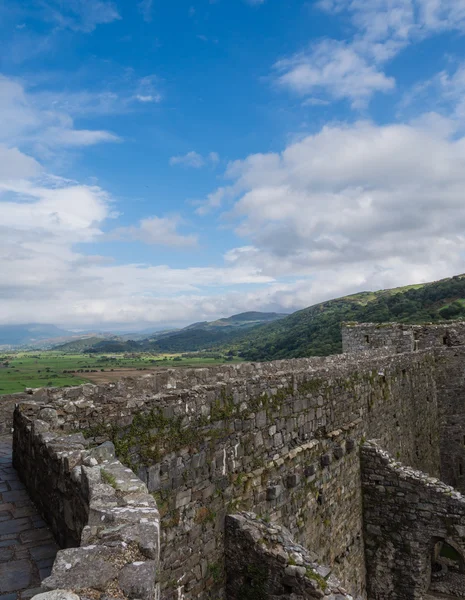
[[50, 275, 465, 359], [231, 274, 465, 360], [55, 312, 287, 354], [52, 336, 121, 353]]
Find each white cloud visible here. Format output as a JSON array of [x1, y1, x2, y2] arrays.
[[206, 119, 465, 299], [0, 74, 119, 152], [133, 75, 163, 104], [111, 215, 198, 248], [41, 128, 120, 147], [138, 0, 153, 23], [170, 151, 205, 168], [302, 97, 330, 106], [196, 187, 229, 215], [0, 144, 41, 180], [135, 94, 161, 103], [42, 0, 121, 32], [317, 0, 465, 40], [0, 152, 275, 327], [398, 61, 465, 126], [274, 40, 395, 108], [170, 151, 220, 168], [37, 0, 121, 33], [32, 74, 163, 118], [276, 0, 465, 108], [4, 117, 465, 328]]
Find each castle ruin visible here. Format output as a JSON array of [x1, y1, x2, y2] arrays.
[[4, 321, 465, 599]]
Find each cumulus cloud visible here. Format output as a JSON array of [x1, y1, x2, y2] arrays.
[[170, 151, 219, 168], [0, 144, 41, 180], [0, 151, 274, 326], [0, 71, 279, 328], [274, 40, 395, 108], [111, 215, 198, 248], [276, 0, 465, 107], [208, 118, 465, 298], [4, 116, 465, 328]]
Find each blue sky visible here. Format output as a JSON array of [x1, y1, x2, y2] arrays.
[[3, 0, 465, 328]]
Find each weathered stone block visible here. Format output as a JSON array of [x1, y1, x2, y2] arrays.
[[119, 560, 157, 600], [266, 485, 283, 501]]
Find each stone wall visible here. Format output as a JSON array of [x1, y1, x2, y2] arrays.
[[433, 346, 465, 493], [13, 404, 160, 600], [9, 350, 441, 600], [342, 321, 465, 354], [342, 323, 415, 354], [0, 392, 30, 434], [225, 512, 353, 599], [361, 441, 465, 600]]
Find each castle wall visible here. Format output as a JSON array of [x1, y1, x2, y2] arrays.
[[224, 512, 353, 599], [361, 441, 465, 600], [12, 404, 160, 599], [342, 323, 415, 354], [10, 351, 440, 600], [433, 346, 465, 493], [342, 321, 465, 354]]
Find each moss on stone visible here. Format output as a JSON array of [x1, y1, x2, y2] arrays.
[[305, 566, 328, 590], [100, 469, 117, 488], [297, 378, 325, 395]]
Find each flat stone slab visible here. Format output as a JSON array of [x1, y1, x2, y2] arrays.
[[0, 559, 33, 592], [0, 436, 59, 598]]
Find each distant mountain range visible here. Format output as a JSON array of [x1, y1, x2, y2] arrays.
[[0, 324, 73, 347], [52, 312, 288, 354], [60, 274, 465, 359], [4, 275, 465, 358]]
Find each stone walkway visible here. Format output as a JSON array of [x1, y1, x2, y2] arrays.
[[0, 436, 59, 600]]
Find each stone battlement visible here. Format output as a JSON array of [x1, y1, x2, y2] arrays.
[[4, 320, 465, 599]]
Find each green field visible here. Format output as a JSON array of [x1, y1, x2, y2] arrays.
[[0, 352, 242, 395]]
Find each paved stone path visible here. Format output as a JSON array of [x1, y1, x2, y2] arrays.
[[0, 436, 59, 600]]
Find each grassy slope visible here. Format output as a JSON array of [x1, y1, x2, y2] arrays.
[[53, 336, 118, 353], [231, 274, 465, 360]]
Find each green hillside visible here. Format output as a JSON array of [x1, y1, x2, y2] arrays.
[[57, 312, 287, 354], [54, 336, 119, 353], [231, 274, 465, 360], [51, 275, 465, 359]]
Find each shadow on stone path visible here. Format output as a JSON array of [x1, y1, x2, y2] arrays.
[[0, 436, 59, 600]]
